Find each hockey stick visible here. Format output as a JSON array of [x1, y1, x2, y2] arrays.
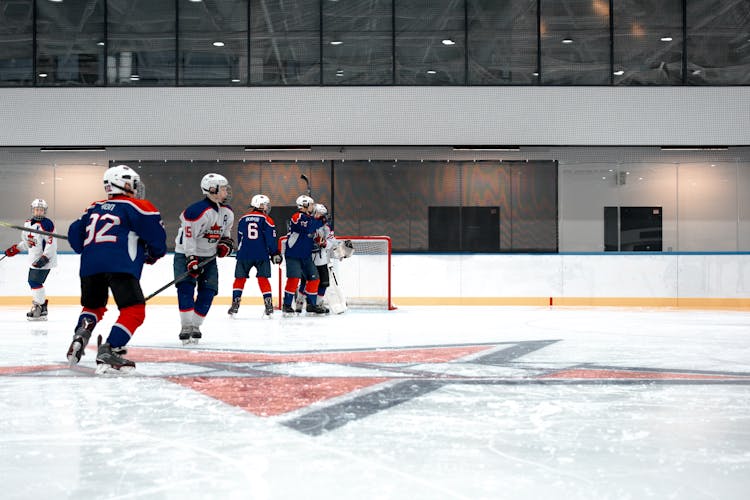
[[0, 255, 5, 262], [144, 255, 217, 302], [0, 220, 68, 240], [300, 174, 312, 196]]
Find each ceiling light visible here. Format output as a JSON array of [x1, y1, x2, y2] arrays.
[[38, 73, 48, 78], [330, 41, 343, 45], [231, 79, 240, 83], [660, 37, 673, 42], [130, 75, 140, 80], [692, 70, 701, 75], [212, 41, 225, 47], [561, 38, 573, 44], [441, 39, 455, 46], [613, 70, 624, 76], [532, 72, 539, 76], [426, 70, 437, 74], [96, 41, 104, 46]]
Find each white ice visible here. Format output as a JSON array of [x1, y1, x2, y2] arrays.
[[1, 305, 750, 500]]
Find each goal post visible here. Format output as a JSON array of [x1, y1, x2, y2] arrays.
[[277, 235, 396, 310]]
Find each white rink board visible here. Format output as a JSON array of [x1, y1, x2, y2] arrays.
[[2, 253, 750, 300]]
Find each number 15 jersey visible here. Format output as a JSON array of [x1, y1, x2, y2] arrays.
[[68, 195, 167, 279]]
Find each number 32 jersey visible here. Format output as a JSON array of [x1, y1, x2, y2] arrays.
[[68, 195, 167, 278]]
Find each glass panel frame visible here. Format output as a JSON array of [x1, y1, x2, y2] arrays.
[[0, 0, 33, 86], [178, 0, 248, 86], [613, 0, 683, 85], [249, 0, 320, 85], [395, 0, 466, 85], [107, 0, 177, 86], [36, 0, 105, 86], [540, 0, 611, 85], [467, 0, 538, 85], [322, 0, 393, 85]]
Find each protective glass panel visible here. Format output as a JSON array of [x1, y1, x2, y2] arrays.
[[467, 0, 538, 84], [613, 0, 683, 85], [687, 0, 750, 84], [36, 0, 105, 86], [322, 0, 393, 85], [0, 0, 33, 86], [540, 0, 610, 84], [250, 0, 320, 85], [395, 0, 466, 85], [179, 0, 248, 86], [107, 0, 176, 85]]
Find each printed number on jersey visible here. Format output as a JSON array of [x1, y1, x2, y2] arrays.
[[83, 213, 121, 245]]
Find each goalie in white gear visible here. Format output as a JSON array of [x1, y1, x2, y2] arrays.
[[296, 203, 353, 314], [3, 199, 58, 320]]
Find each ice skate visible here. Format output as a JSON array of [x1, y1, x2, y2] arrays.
[[95, 336, 135, 374], [190, 326, 202, 344], [294, 292, 306, 314], [263, 296, 274, 317], [179, 325, 192, 345], [67, 318, 94, 366], [306, 303, 330, 315], [26, 302, 46, 322], [282, 304, 296, 317], [228, 297, 240, 316]]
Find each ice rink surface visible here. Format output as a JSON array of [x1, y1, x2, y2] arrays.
[[1, 304, 749, 500]]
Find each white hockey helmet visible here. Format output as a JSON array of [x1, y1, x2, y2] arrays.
[[30, 198, 48, 220], [251, 194, 271, 213], [313, 203, 328, 218], [104, 165, 142, 197], [201, 173, 231, 202], [296, 195, 314, 210]]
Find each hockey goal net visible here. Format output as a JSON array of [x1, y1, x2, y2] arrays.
[[277, 235, 396, 310]]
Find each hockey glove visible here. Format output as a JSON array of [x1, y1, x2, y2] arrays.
[[4, 244, 20, 257], [186, 256, 201, 278], [143, 245, 159, 265], [271, 253, 283, 265], [217, 236, 234, 258], [32, 255, 50, 268], [341, 240, 355, 259]]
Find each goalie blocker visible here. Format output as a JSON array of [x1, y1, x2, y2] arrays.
[[278, 235, 396, 311]]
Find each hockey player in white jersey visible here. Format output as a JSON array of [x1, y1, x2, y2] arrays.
[[296, 203, 354, 314], [174, 173, 235, 344], [3, 199, 58, 320]]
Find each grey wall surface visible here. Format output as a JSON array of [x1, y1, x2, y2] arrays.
[[1, 87, 749, 146]]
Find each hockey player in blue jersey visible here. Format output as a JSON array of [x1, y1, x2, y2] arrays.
[[281, 194, 327, 315], [228, 194, 283, 318], [174, 173, 235, 344], [3, 199, 58, 320], [66, 164, 167, 374]]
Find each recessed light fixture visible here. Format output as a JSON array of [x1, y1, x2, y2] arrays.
[[96, 41, 104, 46], [38, 73, 48, 78], [561, 38, 573, 44], [189, 0, 202, 3], [212, 41, 225, 47], [613, 70, 624, 76], [441, 39, 455, 46], [426, 70, 437, 74], [692, 70, 701, 75], [532, 72, 539, 76], [130, 75, 140, 80], [231, 79, 240, 83], [660, 36, 673, 42], [330, 40, 343, 45], [49, 0, 63, 3]]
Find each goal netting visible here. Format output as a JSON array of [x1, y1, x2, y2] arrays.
[[277, 235, 396, 310]]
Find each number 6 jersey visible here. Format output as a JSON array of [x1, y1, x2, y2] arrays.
[[68, 195, 167, 278]]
